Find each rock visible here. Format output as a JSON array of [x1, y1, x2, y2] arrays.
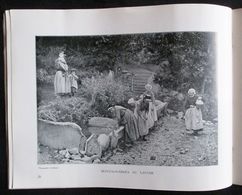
[[80, 150, 86, 155], [86, 135, 102, 156], [88, 117, 119, 135], [117, 148, 123, 152], [110, 131, 120, 149], [81, 154, 99, 163], [69, 147, 79, 155], [150, 156, 156, 160], [97, 134, 110, 151], [179, 148, 188, 154], [79, 135, 87, 152], [198, 156, 205, 161], [93, 159, 101, 164], [71, 154, 82, 161], [68, 160, 86, 164], [167, 109, 174, 114], [179, 150, 185, 154], [38, 119, 86, 150], [62, 159, 70, 163], [59, 150, 67, 156], [64, 151, 71, 159], [81, 156, 92, 163]]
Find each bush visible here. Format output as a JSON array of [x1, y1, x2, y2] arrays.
[[79, 73, 133, 116], [36, 46, 65, 73], [37, 72, 134, 131], [38, 97, 99, 129], [37, 68, 54, 85]]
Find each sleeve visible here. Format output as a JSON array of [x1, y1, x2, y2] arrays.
[[55, 59, 60, 69], [114, 106, 121, 122], [55, 58, 68, 71], [150, 91, 156, 103], [73, 74, 79, 80]]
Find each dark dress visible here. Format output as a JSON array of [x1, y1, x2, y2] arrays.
[[114, 106, 140, 142]]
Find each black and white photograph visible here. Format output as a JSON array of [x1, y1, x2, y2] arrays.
[[36, 32, 218, 166]]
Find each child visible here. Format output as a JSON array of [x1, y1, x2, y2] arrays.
[[69, 69, 78, 96], [184, 88, 204, 135]]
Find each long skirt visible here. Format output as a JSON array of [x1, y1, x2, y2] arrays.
[[185, 107, 203, 131], [123, 109, 140, 141], [147, 102, 157, 129], [54, 71, 66, 94], [137, 112, 149, 136], [65, 75, 71, 93], [150, 102, 158, 122]]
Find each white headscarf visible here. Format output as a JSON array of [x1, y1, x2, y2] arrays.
[[145, 84, 152, 91], [188, 88, 196, 97]]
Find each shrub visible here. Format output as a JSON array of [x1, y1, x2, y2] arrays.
[[38, 97, 99, 129], [79, 73, 133, 116], [37, 68, 54, 85], [37, 72, 133, 131]]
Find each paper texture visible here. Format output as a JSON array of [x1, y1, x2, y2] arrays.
[[7, 4, 232, 190], [232, 8, 242, 185]]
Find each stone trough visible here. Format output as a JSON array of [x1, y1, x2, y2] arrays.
[[84, 117, 124, 157], [38, 119, 87, 150], [38, 104, 164, 164], [38, 117, 124, 163]]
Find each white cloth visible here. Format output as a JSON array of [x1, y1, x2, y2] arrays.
[[69, 73, 78, 89], [185, 107, 203, 130], [146, 102, 157, 129], [54, 71, 65, 94], [54, 57, 70, 94], [154, 100, 167, 110]]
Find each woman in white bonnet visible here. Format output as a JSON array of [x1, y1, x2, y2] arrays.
[[183, 88, 204, 134], [54, 51, 71, 96]]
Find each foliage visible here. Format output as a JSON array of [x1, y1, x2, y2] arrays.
[[152, 32, 216, 95], [79, 73, 133, 116], [37, 68, 54, 85], [36, 32, 217, 120], [38, 97, 98, 129], [37, 72, 133, 130]]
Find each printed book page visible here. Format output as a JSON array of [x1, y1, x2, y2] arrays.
[[232, 8, 242, 185], [6, 4, 232, 190]]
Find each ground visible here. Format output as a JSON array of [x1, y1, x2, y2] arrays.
[[38, 79, 217, 166], [103, 116, 217, 166], [38, 115, 217, 166]]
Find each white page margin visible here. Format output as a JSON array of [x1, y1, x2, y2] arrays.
[[9, 4, 232, 190]]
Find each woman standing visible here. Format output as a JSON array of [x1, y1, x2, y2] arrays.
[[54, 51, 71, 96], [183, 88, 204, 134], [108, 105, 140, 146], [128, 97, 149, 141], [143, 84, 158, 129]]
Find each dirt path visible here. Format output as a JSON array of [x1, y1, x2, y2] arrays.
[[103, 116, 217, 166]]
